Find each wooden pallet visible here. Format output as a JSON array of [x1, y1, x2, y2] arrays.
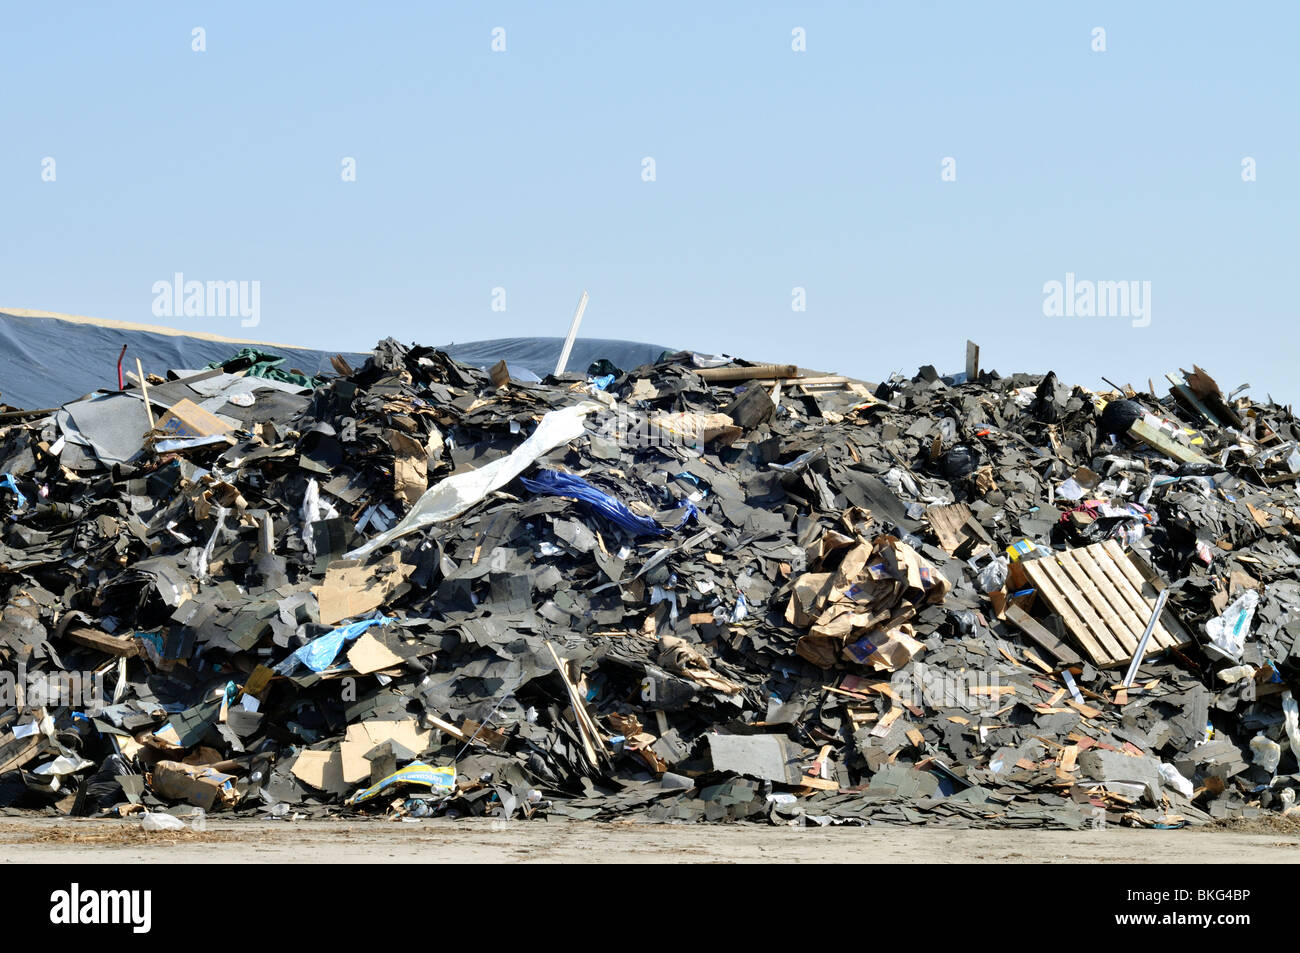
[[1019, 540, 1192, 667]]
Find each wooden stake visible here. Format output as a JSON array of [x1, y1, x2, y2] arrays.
[[544, 640, 607, 762], [553, 290, 589, 376], [135, 358, 156, 430]]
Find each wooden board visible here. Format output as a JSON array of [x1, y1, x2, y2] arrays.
[[1021, 541, 1192, 667], [1004, 604, 1082, 668], [1128, 420, 1211, 465], [926, 502, 973, 554]]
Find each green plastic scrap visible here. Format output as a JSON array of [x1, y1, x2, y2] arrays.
[[207, 347, 320, 388]]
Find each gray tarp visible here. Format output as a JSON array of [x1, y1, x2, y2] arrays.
[[0, 311, 673, 410], [0, 311, 369, 410], [439, 337, 672, 378]]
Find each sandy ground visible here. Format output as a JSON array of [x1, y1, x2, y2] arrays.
[[1, 816, 1298, 863]]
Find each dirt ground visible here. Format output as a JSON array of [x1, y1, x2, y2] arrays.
[[1, 816, 1297, 863]]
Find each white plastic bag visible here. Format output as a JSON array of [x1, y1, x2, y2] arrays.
[[1158, 762, 1194, 799], [1250, 733, 1281, 773], [1204, 589, 1259, 660]]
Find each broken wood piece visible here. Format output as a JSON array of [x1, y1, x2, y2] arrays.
[[135, 358, 156, 430], [63, 626, 140, 658], [926, 502, 974, 555]]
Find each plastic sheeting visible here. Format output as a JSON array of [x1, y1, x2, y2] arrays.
[[0, 312, 672, 411], [1283, 691, 1300, 769], [345, 402, 601, 559], [439, 337, 672, 378]]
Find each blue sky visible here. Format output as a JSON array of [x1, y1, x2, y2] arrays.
[[3, 3, 1296, 399]]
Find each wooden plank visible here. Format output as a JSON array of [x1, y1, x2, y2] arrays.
[[1022, 561, 1109, 663], [0, 734, 47, 775], [1022, 649, 1054, 674], [1022, 560, 1115, 665], [1101, 540, 1190, 648], [1022, 542, 1193, 666], [869, 707, 903, 738], [427, 713, 472, 743], [544, 641, 607, 763], [791, 375, 852, 387], [459, 719, 507, 750], [1004, 604, 1082, 667], [795, 775, 841, 791], [965, 340, 980, 380], [1028, 557, 1127, 665], [1058, 549, 1138, 653]]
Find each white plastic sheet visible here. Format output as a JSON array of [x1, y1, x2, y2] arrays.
[[346, 402, 599, 560]]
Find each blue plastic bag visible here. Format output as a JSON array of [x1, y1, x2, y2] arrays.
[[274, 615, 392, 675], [520, 469, 671, 537], [0, 473, 26, 509]]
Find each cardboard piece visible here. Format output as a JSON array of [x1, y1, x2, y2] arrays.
[[313, 552, 414, 626], [649, 412, 742, 448], [386, 429, 428, 504], [346, 630, 406, 675], [338, 720, 432, 784], [290, 749, 349, 795], [151, 759, 238, 810], [489, 359, 510, 388], [788, 532, 951, 671]]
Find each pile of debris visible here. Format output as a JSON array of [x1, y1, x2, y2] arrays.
[[1, 342, 1298, 829]]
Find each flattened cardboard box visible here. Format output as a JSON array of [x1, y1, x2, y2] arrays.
[[155, 398, 233, 439]]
